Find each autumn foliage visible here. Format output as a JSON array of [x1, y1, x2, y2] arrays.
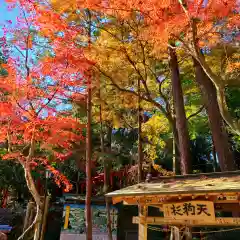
[[1, 0, 240, 239], [0, 1, 94, 195], [0, 1, 97, 238]]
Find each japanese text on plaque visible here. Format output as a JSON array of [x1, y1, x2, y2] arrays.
[[163, 201, 215, 221]]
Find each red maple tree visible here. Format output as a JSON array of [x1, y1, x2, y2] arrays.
[[1, 1, 93, 239]]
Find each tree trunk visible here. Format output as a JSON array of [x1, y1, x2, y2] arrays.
[[86, 76, 93, 240], [85, 9, 93, 240], [194, 59, 235, 171], [23, 201, 35, 232], [99, 89, 111, 193], [40, 195, 50, 240], [104, 127, 113, 240], [106, 125, 112, 190], [172, 113, 181, 175], [169, 46, 192, 174], [99, 103, 113, 240], [100, 133, 113, 240], [99, 96, 106, 191], [34, 210, 42, 240], [101, 121, 110, 193], [18, 167, 42, 240], [138, 78, 143, 182]]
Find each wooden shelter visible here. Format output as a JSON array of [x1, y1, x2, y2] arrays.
[[106, 171, 240, 240]]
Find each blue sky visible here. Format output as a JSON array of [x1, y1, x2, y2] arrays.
[[0, 1, 73, 114], [0, 0, 19, 36]]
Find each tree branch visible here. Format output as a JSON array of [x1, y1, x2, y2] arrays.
[[190, 20, 240, 135], [95, 65, 170, 118], [187, 105, 204, 120], [173, 5, 240, 135]]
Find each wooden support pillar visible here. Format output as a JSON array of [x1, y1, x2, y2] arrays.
[[138, 206, 148, 240]]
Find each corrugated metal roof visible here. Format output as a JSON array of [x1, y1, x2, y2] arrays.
[[106, 171, 240, 198]]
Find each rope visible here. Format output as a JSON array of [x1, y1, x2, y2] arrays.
[[148, 225, 240, 234]]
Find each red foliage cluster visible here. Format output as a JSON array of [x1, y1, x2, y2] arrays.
[[0, 0, 94, 191]]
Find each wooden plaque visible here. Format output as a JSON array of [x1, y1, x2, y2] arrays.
[[163, 201, 215, 221]]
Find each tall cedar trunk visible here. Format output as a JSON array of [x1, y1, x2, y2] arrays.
[[194, 59, 235, 171], [172, 115, 181, 174], [169, 46, 192, 174], [85, 9, 92, 240], [138, 78, 143, 182]]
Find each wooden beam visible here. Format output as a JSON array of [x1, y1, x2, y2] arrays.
[[142, 203, 240, 213], [119, 192, 239, 206], [133, 217, 240, 226], [112, 197, 123, 204]]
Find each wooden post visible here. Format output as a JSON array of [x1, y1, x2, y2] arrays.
[[106, 198, 113, 240], [40, 196, 50, 240], [138, 206, 147, 240]]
